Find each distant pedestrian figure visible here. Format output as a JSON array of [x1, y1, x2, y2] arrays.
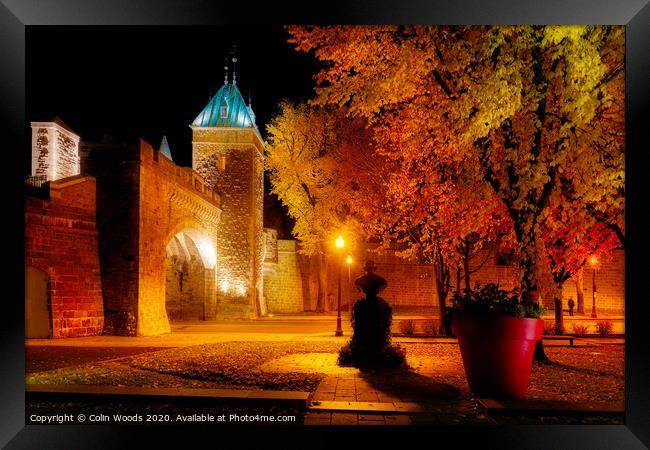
[[568, 297, 575, 316], [354, 260, 387, 299]]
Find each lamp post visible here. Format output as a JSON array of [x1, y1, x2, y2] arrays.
[[335, 235, 345, 336], [589, 255, 598, 318], [345, 254, 352, 312]]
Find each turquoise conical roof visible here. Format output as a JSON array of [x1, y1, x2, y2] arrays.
[[192, 83, 256, 128], [159, 135, 173, 160]]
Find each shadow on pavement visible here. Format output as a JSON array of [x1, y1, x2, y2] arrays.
[[357, 367, 462, 401]]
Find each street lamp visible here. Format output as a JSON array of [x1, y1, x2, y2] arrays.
[[589, 255, 598, 318], [345, 254, 353, 312], [335, 235, 345, 336]]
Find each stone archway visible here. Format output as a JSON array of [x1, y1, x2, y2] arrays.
[[164, 228, 218, 323]]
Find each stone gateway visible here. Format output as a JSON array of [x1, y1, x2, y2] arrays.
[[25, 75, 264, 337]]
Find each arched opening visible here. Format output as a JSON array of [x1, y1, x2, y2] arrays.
[[164, 229, 217, 322], [26, 266, 51, 338]]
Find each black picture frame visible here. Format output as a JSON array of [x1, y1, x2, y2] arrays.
[[2, 1, 648, 448]]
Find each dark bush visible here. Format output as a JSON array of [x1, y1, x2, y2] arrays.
[[572, 323, 590, 336], [398, 319, 416, 335], [543, 321, 555, 335], [596, 320, 614, 336], [421, 320, 439, 336]]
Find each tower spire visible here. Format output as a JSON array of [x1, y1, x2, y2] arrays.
[[232, 56, 238, 84], [223, 57, 229, 85], [228, 43, 238, 85]]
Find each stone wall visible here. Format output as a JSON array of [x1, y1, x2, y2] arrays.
[[80, 141, 141, 335], [80, 139, 221, 336], [192, 127, 265, 318], [25, 176, 104, 338], [165, 234, 217, 321], [31, 121, 80, 181], [263, 240, 304, 313], [263, 240, 625, 315]]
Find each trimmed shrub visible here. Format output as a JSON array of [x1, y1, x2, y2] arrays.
[[338, 296, 407, 369], [398, 319, 416, 336], [596, 320, 614, 337], [421, 320, 439, 336], [543, 321, 556, 336], [572, 323, 590, 336]]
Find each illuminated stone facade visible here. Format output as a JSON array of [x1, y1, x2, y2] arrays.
[[80, 139, 221, 336], [191, 126, 265, 318], [263, 237, 306, 313], [31, 120, 80, 182], [26, 84, 262, 337]]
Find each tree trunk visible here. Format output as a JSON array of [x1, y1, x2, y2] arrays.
[[433, 254, 451, 336], [455, 263, 462, 294], [523, 234, 550, 361], [463, 243, 471, 291], [308, 255, 319, 311], [554, 298, 564, 335], [315, 252, 329, 313], [575, 269, 585, 314], [434, 273, 449, 336]]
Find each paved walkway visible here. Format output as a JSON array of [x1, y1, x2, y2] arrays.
[[25, 316, 625, 425], [257, 344, 624, 425], [303, 373, 485, 425], [258, 351, 484, 425]]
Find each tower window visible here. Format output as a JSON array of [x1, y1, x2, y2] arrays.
[[220, 100, 228, 119], [219, 155, 227, 171]]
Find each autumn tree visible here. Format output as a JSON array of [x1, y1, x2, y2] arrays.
[[288, 24, 624, 310], [265, 101, 372, 312], [287, 26, 510, 331]]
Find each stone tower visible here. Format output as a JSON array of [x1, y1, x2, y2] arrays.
[[30, 118, 80, 182], [190, 77, 265, 318]]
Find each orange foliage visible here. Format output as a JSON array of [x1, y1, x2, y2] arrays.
[[286, 25, 624, 302]]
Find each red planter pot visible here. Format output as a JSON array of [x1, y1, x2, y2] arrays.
[[452, 314, 543, 399]]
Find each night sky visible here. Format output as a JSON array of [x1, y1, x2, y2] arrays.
[[27, 26, 321, 237]]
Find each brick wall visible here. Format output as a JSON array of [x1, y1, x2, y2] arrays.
[[81, 139, 221, 336], [354, 249, 436, 308], [80, 141, 141, 335], [137, 141, 220, 335], [449, 247, 625, 314], [262, 240, 625, 316], [562, 250, 625, 315], [25, 176, 104, 338], [192, 127, 265, 318]]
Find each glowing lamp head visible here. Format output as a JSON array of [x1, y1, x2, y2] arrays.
[[589, 255, 598, 267], [346, 254, 353, 265], [335, 235, 345, 249]]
